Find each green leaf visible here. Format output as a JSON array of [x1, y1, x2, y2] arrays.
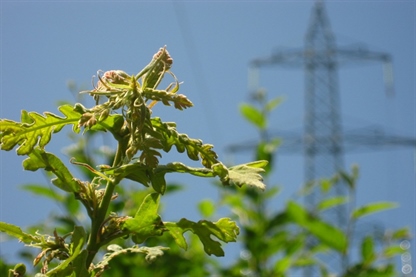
[[391, 227, 411, 240], [225, 161, 268, 190], [21, 184, 65, 202], [361, 236, 376, 265], [100, 163, 150, 187], [286, 201, 348, 253], [156, 162, 215, 178], [338, 165, 360, 190], [351, 202, 398, 220], [90, 113, 125, 138], [150, 170, 167, 195], [22, 148, 80, 193], [151, 117, 220, 168], [265, 96, 284, 112], [274, 256, 292, 274], [123, 193, 166, 244], [255, 139, 281, 174], [68, 250, 89, 277], [0, 221, 41, 244], [0, 105, 82, 155], [107, 161, 267, 193], [9, 263, 26, 277], [142, 89, 193, 110], [383, 245, 405, 258], [317, 196, 349, 211], [164, 218, 239, 257], [198, 199, 216, 218], [95, 245, 169, 273], [320, 178, 333, 193], [240, 103, 266, 129]]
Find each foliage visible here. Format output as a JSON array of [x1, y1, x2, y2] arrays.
[[212, 89, 411, 276], [0, 47, 267, 276], [0, 51, 411, 277]]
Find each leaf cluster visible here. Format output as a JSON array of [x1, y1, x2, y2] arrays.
[[0, 47, 268, 276], [213, 94, 411, 276]]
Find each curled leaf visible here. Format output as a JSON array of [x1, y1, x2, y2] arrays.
[[23, 148, 80, 193], [165, 218, 239, 257]]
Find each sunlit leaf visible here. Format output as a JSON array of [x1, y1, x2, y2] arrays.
[[143, 89, 193, 110], [320, 178, 333, 193], [165, 218, 239, 257], [286, 201, 347, 253], [100, 163, 150, 187], [383, 245, 405, 258], [151, 117, 220, 168], [265, 96, 284, 112], [351, 202, 398, 220], [22, 148, 80, 193], [225, 161, 268, 190], [391, 227, 411, 240], [123, 193, 166, 244], [240, 103, 266, 129], [274, 256, 292, 274], [0, 222, 41, 244], [198, 199, 216, 218], [0, 105, 82, 155], [361, 236, 376, 265], [69, 250, 89, 277], [90, 113, 125, 138], [317, 196, 349, 211], [95, 245, 169, 272]]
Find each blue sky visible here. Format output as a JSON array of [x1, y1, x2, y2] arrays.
[[1, 0, 415, 272]]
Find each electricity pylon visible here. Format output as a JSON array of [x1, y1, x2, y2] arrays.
[[227, 1, 415, 274], [228, 0, 415, 231]]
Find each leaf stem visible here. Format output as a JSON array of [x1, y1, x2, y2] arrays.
[[85, 140, 124, 267]]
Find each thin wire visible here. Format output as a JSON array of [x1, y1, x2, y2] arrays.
[[171, 2, 222, 145]]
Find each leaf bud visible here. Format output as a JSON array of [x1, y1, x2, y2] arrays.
[[98, 109, 110, 122], [104, 70, 130, 85], [78, 112, 97, 128]]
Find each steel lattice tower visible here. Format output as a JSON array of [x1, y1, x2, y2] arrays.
[[227, 1, 415, 274], [239, 1, 401, 225], [303, 0, 345, 221]]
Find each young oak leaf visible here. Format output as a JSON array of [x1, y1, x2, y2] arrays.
[[164, 218, 239, 257], [286, 201, 348, 253], [0, 105, 82, 155], [22, 147, 80, 193], [222, 161, 268, 191], [0, 222, 42, 244], [123, 193, 166, 244], [150, 117, 220, 168], [95, 245, 169, 272], [142, 89, 193, 110]]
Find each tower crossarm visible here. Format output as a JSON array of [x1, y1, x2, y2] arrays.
[[335, 47, 391, 65], [249, 46, 391, 68], [250, 48, 305, 68], [226, 128, 416, 154]]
